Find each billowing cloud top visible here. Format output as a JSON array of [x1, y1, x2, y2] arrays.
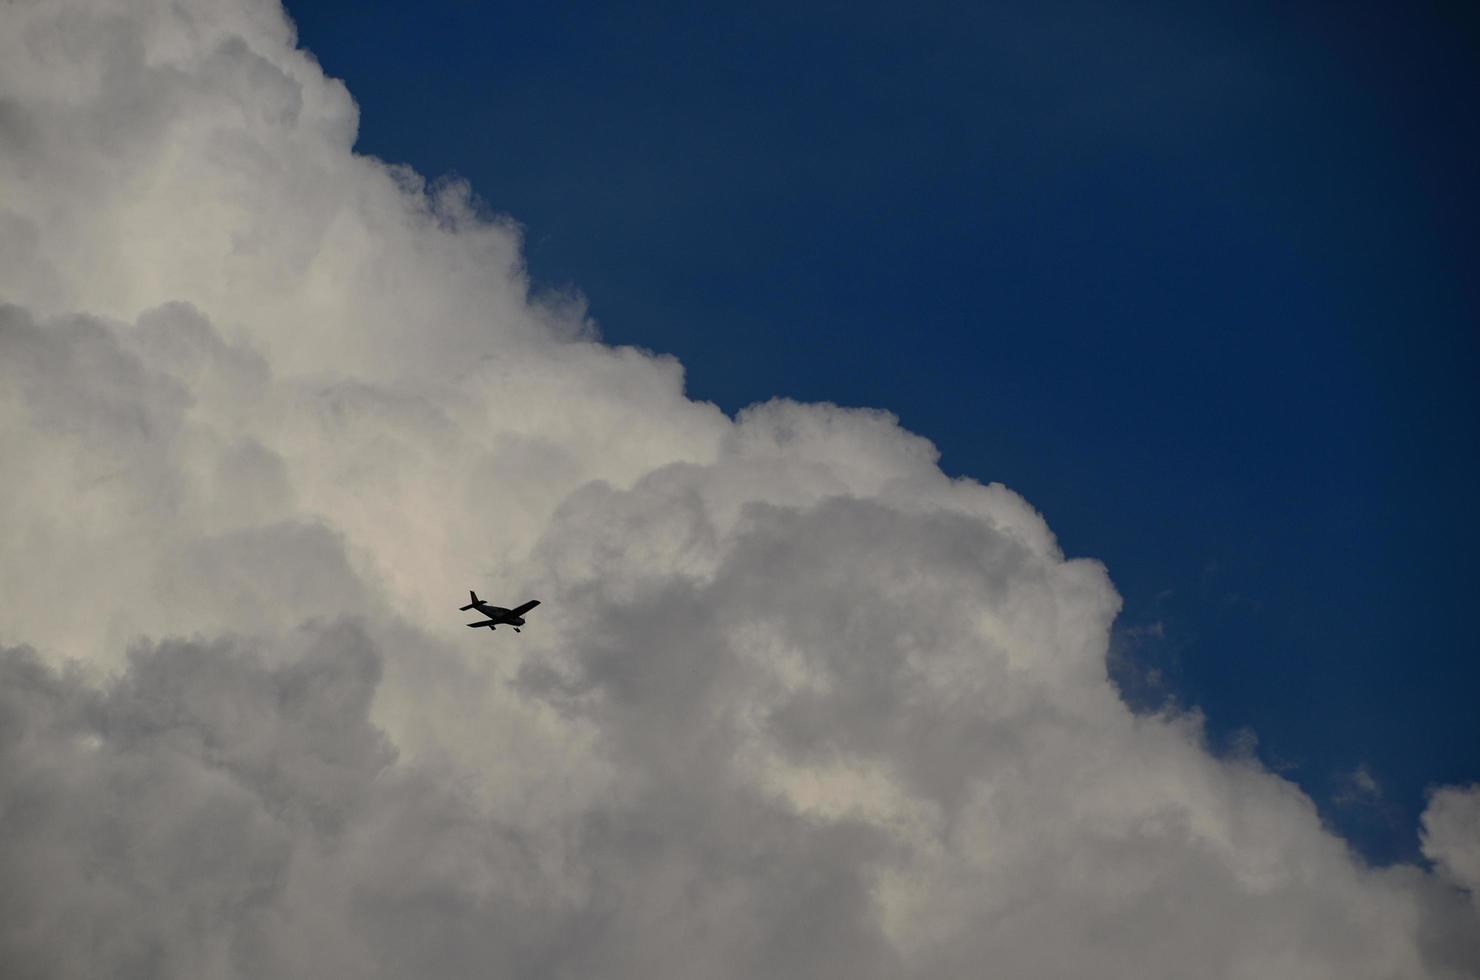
[[1, 2, 1477, 977]]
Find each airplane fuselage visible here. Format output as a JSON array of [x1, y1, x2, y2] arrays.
[[472, 604, 526, 627]]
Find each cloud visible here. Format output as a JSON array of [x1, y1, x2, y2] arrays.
[[1424, 786, 1480, 893], [1, 0, 1476, 977]]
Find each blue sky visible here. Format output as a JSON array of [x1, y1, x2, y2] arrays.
[[287, 0, 1478, 863]]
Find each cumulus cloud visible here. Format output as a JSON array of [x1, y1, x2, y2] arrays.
[[1, 1, 1476, 977], [1424, 787, 1480, 893]]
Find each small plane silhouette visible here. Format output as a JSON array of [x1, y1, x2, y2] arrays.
[[461, 591, 540, 633]]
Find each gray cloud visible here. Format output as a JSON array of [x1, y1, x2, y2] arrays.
[[1, 0, 1476, 977]]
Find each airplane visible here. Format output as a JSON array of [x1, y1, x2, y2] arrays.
[[460, 591, 540, 633]]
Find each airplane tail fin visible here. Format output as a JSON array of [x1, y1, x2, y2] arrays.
[[458, 590, 480, 611]]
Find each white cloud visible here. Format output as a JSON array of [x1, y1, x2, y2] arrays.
[[1424, 786, 1480, 893], [1, 1, 1476, 977]]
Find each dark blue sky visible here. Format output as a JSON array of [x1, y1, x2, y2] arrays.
[[286, 0, 1478, 863]]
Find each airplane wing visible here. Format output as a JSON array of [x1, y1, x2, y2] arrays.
[[465, 619, 499, 629], [509, 600, 541, 617]]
